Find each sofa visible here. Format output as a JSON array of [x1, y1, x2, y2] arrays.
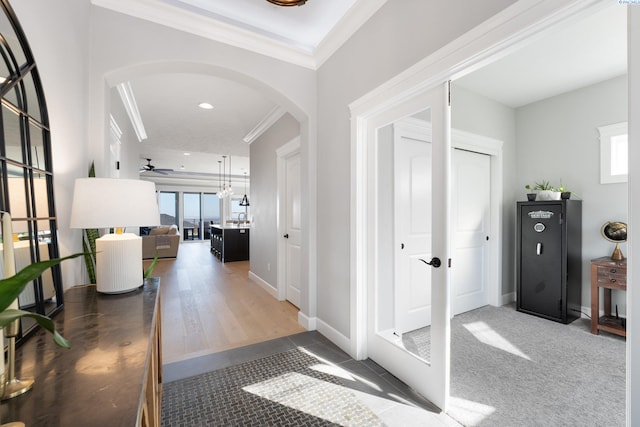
[[142, 224, 180, 259]]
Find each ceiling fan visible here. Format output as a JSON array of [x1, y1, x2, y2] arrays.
[[140, 158, 173, 175]]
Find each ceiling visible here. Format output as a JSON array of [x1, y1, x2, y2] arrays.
[[99, 1, 626, 183], [455, 4, 626, 108], [164, 0, 359, 53], [94, 0, 383, 182], [133, 72, 276, 179]]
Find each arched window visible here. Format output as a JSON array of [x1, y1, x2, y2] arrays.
[[0, 0, 63, 342]]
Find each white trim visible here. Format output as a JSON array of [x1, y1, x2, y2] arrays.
[[248, 270, 279, 300], [92, 0, 316, 69], [116, 81, 147, 142], [109, 115, 123, 141], [349, 0, 607, 117], [244, 106, 286, 144], [315, 0, 388, 68], [316, 318, 352, 356], [298, 311, 316, 331], [349, 0, 611, 413], [91, 0, 387, 70], [277, 137, 301, 302], [628, 8, 640, 425]]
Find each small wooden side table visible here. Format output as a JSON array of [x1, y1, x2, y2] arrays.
[[590, 256, 627, 337]]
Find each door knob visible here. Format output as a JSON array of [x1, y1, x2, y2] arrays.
[[284, 234, 289, 239], [419, 257, 441, 268]]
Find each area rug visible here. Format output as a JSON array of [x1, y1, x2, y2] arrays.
[[161, 347, 383, 426]]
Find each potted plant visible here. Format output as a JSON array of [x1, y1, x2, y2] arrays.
[[524, 184, 537, 201], [532, 180, 561, 201], [556, 182, 571, 199]]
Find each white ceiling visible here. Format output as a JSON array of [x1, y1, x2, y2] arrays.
[[134, 72, 275, 177], [104, 1, 626, 182], [165, 0, 359, 53], [95, 0, 384, 181], [455, 4, 627, 108]]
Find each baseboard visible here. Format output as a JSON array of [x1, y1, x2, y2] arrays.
[[501, 292, 516, 305], [298, 311, 316, 330], [316, 318, 352, 356], [248, 271, 278, 299], [581, 305, 627, 320]]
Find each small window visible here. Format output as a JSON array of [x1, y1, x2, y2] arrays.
[[599, 122, 628, 184]]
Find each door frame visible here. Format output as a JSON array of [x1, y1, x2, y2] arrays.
[[396, 118, 504, 308], [349, 0, 612, 410], [276, 136, 301, 301]]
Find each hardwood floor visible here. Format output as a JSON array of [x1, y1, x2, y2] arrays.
[[146, 241, 306, 364]]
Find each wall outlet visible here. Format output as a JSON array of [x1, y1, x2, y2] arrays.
[[267, 263, 271, 271]]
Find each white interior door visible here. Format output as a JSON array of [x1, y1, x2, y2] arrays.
[[284, 152, 302, 308], [394, 133, 432, 334], [451, 149, 491, 315], [368, 82, 451, 410]]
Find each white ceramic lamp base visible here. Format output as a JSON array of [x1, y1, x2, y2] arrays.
[[96, 233, 143, 294]]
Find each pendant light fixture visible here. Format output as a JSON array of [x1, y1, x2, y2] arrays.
[[266, 0, 307, 6], [217, 160, 224, 199], [239, 172, 250, 207], [227, 155, 233, 197], [218, 156, 228, 199]]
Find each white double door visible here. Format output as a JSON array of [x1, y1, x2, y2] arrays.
[[394, 135, 491, 335], [367, 82, 491, 410], [368, 83, 451, 410]]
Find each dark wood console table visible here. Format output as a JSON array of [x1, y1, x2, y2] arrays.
[[590, 257, 626, 337], [0, 278, 162, 426]]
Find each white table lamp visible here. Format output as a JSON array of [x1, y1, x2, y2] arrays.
[[70, 178, 160, 294]]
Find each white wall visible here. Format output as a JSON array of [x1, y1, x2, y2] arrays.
[[316, 0, 517, 338], [627, 6, 639, 426], [11, 0, 90, 289], [451, 84, 517, 297], [249, 114, 300, 288], [86, 6, 318, 317], [515, 75, 628, 314]]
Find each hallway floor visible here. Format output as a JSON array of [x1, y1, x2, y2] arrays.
[[163, 331, 459, 426], [154, 242, 457, 425], [148, 241, 305, 364]]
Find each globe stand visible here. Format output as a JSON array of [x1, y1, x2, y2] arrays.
[[611, 242, 624, 261]]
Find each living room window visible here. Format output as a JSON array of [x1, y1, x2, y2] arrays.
[[0, 1, 63, 339], [158, 191, 178, 226]]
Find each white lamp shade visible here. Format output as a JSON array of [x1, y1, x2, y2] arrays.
[[70, 178, 160, 229]]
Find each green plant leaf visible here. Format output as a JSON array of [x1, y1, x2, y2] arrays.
[[0, 253, 85, 313], [0, 309, 70, 348], [82, 228, 99, 284], [144, 254, 159, 279]]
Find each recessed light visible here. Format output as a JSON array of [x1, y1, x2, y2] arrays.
[[183, 152, 191, 156], [198, 102, 214, 110]]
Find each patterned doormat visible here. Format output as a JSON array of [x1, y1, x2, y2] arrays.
[[162, 347, 383, 426]]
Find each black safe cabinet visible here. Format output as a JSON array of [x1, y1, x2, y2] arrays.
[[517, 200, 582, 324]]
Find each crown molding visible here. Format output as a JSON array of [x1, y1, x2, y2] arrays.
[[244, 106, 286, 144], [92, 0, 316, 69], [314, 0, 387, 68], [116, 81, 147, 141], [91, 0, 387, 70]]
